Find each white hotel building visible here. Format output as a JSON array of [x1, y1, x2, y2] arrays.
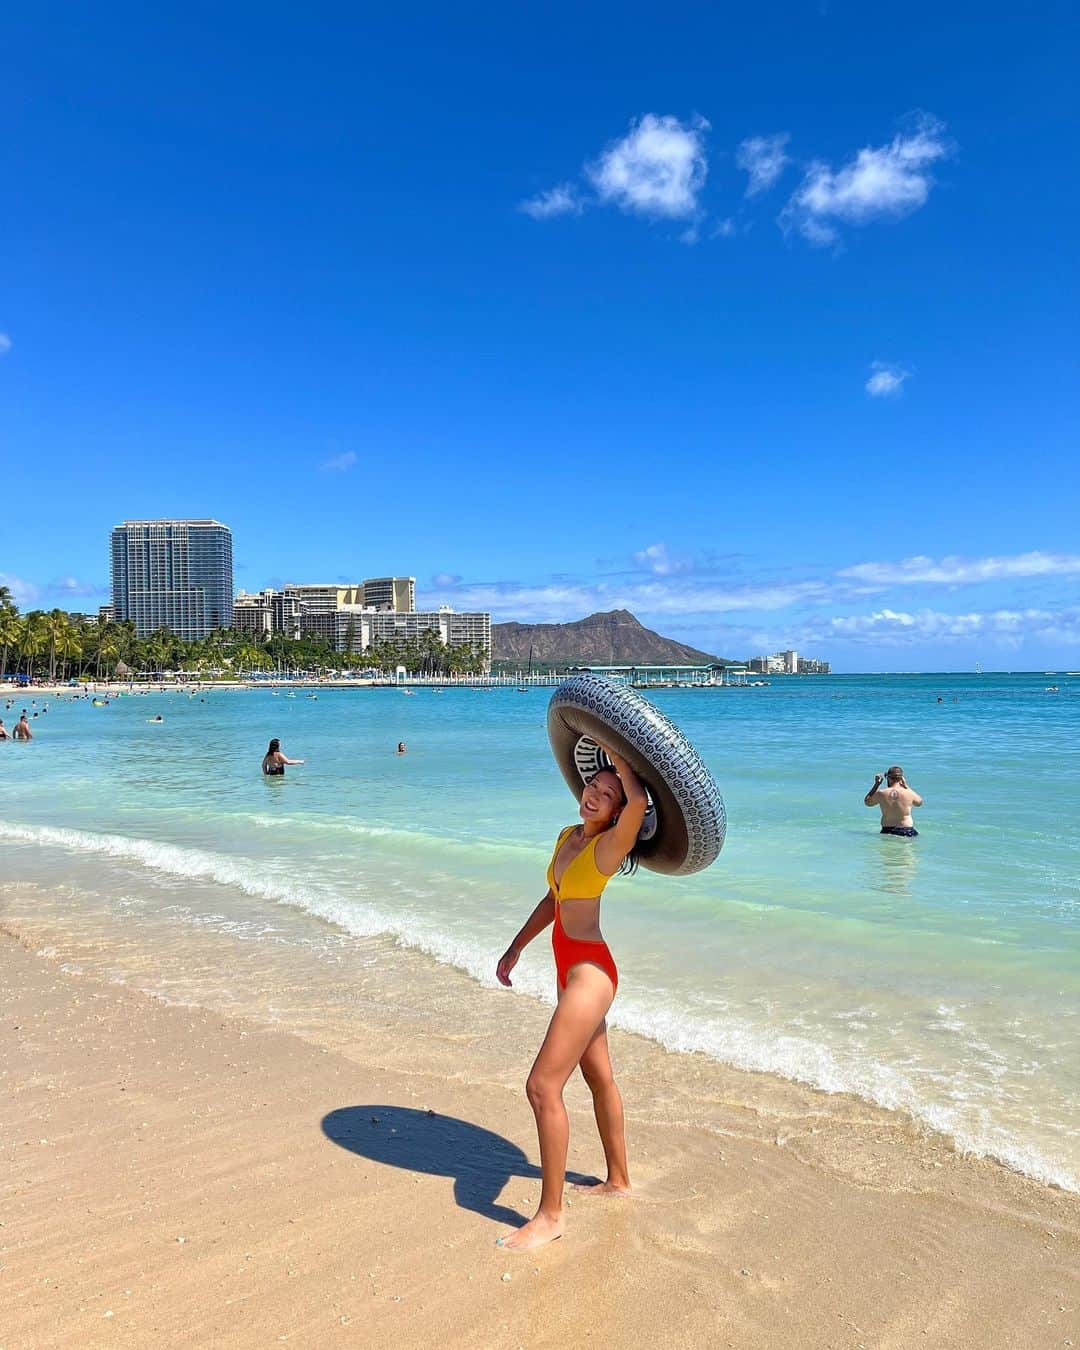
[[234, 577, 490, 665]]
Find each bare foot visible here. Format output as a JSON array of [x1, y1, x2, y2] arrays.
[[570, 1180, 632, 1196], [495, 1212, 565, 1252]]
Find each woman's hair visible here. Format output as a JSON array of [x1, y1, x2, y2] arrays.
[[589, 767, 640, 876], [267, 738, 281, 754]]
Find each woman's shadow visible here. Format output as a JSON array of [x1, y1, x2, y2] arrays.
[[322, 1105, 595, 1229]]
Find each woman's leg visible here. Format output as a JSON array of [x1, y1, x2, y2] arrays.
[[496, 963, 615, 1252], [574, 1020, 631, 1193]]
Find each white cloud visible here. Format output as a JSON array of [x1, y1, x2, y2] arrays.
[[633, 543, 690, 576], [839, 551, 1080, 587], [711, 217, 737, 238], [0, 333, 11, 355], [418, 575, 831, 625], [824, 606, 1080, 646], [586, 114, 709, 220], [320, 450, 357, 472], [48, 576, 106, 597], [783, 116, 949, 245], [519, 183, 581, 219], [0, 572, 39, 605], [865, 361, 910, 397], [736, 133, 790, 196], [430, 571, 462, 587]]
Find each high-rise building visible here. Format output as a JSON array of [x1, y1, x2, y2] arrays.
[[289, 584, 365, 613], [111, 519, 234, 639], [361, 576, 415, 612]]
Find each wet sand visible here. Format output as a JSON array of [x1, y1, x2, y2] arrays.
[[2, 899, 1078, 1350]]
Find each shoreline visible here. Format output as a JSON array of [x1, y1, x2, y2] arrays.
[[2, 881, 1079, 1348]]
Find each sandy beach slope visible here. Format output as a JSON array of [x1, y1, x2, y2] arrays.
[[2, 926, 1078, 1350]]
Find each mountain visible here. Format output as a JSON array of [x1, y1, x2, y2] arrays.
[[491, 609, 730, 667]]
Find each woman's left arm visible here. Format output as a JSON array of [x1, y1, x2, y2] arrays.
[[596, 744, 648, 873]]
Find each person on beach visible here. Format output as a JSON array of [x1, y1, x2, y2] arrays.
[[262, 737, 303, 776], [495, 745, 647, 1252], [12, 713, 33, 741], [865, 765, 923, 837]]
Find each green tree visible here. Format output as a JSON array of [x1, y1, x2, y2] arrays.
[[16, 615, 46, 677], [57, 624, 83, 680], [0, 604, 19, 679], [43, 609, 70, 683]]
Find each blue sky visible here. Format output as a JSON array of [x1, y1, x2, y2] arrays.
[[1, 2, 1077, 670]]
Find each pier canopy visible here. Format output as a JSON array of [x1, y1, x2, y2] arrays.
[[567, 663, 745, 687]]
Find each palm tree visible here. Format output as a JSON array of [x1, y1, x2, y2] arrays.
[[58, 625, 82, 681], [0, 604, 19, 679], [16, 615, 47, 677], [43, 609, 69, 683], [97, 632, 120, 678]]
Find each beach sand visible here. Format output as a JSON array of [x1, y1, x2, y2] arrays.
[[2, 896, 1078, 1350]]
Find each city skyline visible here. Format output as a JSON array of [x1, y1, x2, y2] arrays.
[[0, 502, 1070, 671], [1, 6, 1077, 671]]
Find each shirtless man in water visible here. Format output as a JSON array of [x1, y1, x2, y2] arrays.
[[865, 765, 922, 837]]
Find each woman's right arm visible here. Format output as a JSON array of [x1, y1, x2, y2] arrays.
[[496, 890, 555, 987]]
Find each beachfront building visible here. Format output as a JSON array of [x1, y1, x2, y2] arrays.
[[290, 584, 365, 613], [749, 650, 829, 674], [361, 576, 415, 612], [286, 579, 414, 615], [299, 604, 491, 663], [233, 590, 274, 638], [111, 519, 234, 639], [233, 576, 488, 664]]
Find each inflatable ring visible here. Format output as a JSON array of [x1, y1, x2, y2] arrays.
[[547, 674, 725, 876]]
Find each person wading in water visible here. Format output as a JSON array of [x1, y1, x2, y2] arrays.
[[865, 765, 923, 837]]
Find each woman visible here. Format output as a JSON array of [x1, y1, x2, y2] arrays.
[[495, 744, 647, 1251], [262, 737, 304, 776]]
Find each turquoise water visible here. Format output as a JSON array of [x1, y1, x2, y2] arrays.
[[1, 674, 1078, 1189]]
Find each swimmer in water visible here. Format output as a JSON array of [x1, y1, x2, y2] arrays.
[[262, 737, 304, 776], [494, 744, 647, 1252], [396, 741, 407, 755], [12, 713, 33, 741], [147, 714, 164, 723], [865, 765, 923, 837]]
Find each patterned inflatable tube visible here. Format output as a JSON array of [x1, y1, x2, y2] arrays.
[[547, 674, 726, 876]]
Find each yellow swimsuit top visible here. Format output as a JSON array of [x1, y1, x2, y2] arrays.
[[547, 825, 615, 902]]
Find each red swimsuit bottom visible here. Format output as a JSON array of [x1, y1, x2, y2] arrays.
[[552, 905, 619, 994]]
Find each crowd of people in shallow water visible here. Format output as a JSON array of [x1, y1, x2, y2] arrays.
[[0, 685, 413, 767]]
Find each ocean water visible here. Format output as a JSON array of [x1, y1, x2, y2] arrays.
[[1, 674, 1078, 1190]]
